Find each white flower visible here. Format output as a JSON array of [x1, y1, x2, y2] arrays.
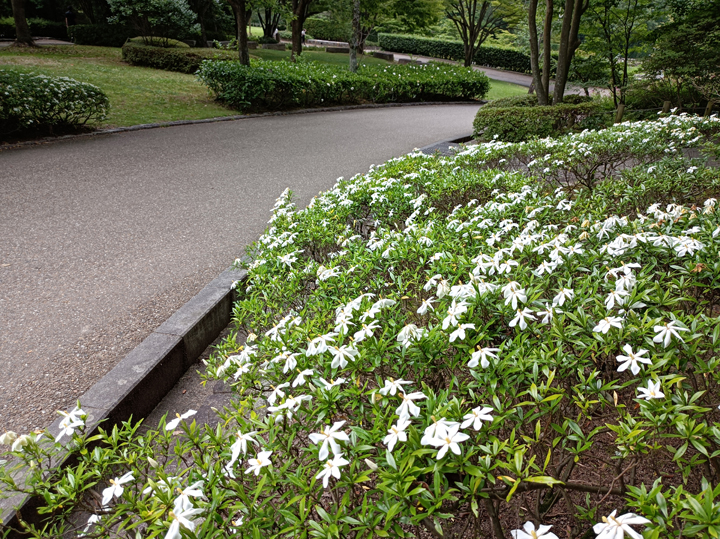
[[316, 454, 350, 488], [417, 297, 436, 315], [56, 405, 85, 441], [383, 419, 411, 452], [0, 431, 18, 446], [428, 425, 470, 459], [421, 417, 459, 446], [510, 522, 558, 539], [228, 431, 258, 468], [552, 288, 574, 307], [330, 345, 359, 369], [317, 377, 345, 391], [510, 308, 536, 330], [81, 514, 102, 536], [379, 378, 413, 396], [246, 450, 273, 475], [423, 274, 442, 291], [652, 320, 687, 348], [267, 383, 290, 405], [536, 305, 561, 324], [468, 346, 499, 368], [605, 289, 629, 310], [165, 409, 197, 431], [353, 321, 380, 342], [449, 323, 475, 342], [396, 391, 427, 421], [165, 494, 204, 539], [460, 406, 493, 430], [593, 316, 624, 334], [593, 510, 650, 539], [308, 421, 349, 460], [101, 472, 134, 507], [502, 281, 527, 309], [637, 380, 665, 400], [292, 369, 314, 387], [442, 299, 468, 329], [396, 324, 427, 348], [616, 345, 651, 375]]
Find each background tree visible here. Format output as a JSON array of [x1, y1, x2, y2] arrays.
[[444, 0, 523, 68], [348, 0, 359, 71], [187, 0, 214, 46], [10, 0, 34, 46], [256, 0, 286, 40], [107, 0, 198, 46], [290, 0, 313, 59], [226, 0, 252, 64]]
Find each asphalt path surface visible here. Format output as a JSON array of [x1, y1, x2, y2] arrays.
[[0, 104, 480, 433]]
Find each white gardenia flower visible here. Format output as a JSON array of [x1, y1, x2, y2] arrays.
[[593, 316, 624, 334], [637, 380, 665, 400], [417, 297, 436, 315], [449, 323, 475, 342], [228, 431, 258, 468], [428, 425, 470, 459], [165, 494, 204, 539], [292, 369, 314, 387], [460, 406, 493, 430], [502, 281, 527, 309], [56, 405, 86, 441], [593, 510, 650, 539], [316, 454, 350, 488], [396, 324, 427, 348], [330, 345, 359, 369], [383, 419, 411, 452], [353, 320, 380, 342], [101, 472, 134, 507], [605, 289, 629, 310], [652, 320, 688, 348], [396, 391, 427, 421], [308, 421, 350, 460], [510, 308, 536, 330], [379, 378, 413, 396], [317, 377, 345, 391], [423, 274, 442, 291], [165, 409, 197, 431], [267, 383, 290, 405], [536, 305, 561, 324], [246, 450, 273, 475], [552, 288, 574, 307], [421, 417, 459, 446], [616, 345, 651, 375], [468, 346, 499, 368], [442, 299, 468, 329], [0, 431, 18, 446], [511, 522, 559, 539]]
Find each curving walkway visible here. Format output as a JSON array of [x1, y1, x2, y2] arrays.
[[0, 104, 480, 433]]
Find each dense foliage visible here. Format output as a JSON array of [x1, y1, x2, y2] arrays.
[[304, 16, 351, 43], [107, 0, 198, 46], [0, 69, 109, 134], [378, 33, 531, 73], [473, 96, 609, 142], [121, 42, 235, 74], [197, 59, 490, 111], [0, 16, 67, 39], [2, 115, 720, 539], [66, 24, 136, 47]]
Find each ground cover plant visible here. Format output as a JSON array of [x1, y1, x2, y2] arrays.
[[2, 114, 720, 539], [198, 60, 491, 111]]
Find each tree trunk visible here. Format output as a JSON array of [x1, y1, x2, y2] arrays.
[[233, 0, 250, 65], [349, 0, 360, 72], [552, 0, 587, 104], [541, 0, 553, 102], [528, 0, 549, 105], [198, 16, 208, 47], [11, 0, 34, 46]]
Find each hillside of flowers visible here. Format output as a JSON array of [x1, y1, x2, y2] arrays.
[[1, 114, 720, 539]]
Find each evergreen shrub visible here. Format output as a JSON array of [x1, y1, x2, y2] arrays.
[[67, 24, 135, 47]]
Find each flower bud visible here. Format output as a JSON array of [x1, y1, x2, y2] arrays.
[[0, 431, 18, 446], [147, 457, 159, 468]]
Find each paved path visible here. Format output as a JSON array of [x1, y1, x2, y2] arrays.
[[0, 104, 480, 433]]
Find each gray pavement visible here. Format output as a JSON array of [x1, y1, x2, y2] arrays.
[[0, 104, 480, 433]]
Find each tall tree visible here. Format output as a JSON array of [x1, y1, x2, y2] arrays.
[[290, 0, 313, 59], [188, 0, 215, 46], [227, 0, 252, 64], [349, 0, 360, 72], [11, 0, 34, 46], [444, 0, 522, 68], [257, 0, 284, 39]]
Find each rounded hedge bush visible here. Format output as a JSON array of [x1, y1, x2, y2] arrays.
[[0, 70, 109, 134]]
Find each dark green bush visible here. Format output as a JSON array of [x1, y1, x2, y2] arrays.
[[67, 24, 135, 47], [304, 17, 351, 42], [127, 36, 189, 47], [0, 17, 68, 40], [482, 94, 592, 110], [121, 42, 236, 73], [197, 59, 490, 111], [473, 100, 608, 142], [378, 33, 532, 73], [0, 69, 109, 134]]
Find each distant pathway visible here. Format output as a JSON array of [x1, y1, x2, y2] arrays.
[[0, 104, 480, 433]]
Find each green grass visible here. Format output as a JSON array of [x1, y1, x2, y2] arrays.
[[0, 44, 527, 128]]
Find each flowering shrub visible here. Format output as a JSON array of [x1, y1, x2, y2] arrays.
[[197, 59, 490, 111], [2, 115, 720, 539], [0, 70, 109, 134]]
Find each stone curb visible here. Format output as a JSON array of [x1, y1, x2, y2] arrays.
[[0, 101, 483, 152], [418, 133, 475, 155], [0, 267, 247, 535]]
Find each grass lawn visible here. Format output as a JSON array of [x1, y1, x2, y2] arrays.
[[0, 44, 527, 128]]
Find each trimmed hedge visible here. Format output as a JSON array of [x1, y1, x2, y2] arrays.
[[473, 98, 608, 142], [379, 33, 532, 73], [67, 24, 135, 47], [121, 43, 236, 74], [0, 69, 109, 133], [304, 17, 350, 43], [197, 59, 490, 111], [0, 17, 68, 40]]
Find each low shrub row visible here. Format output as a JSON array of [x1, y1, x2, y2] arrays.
[[0, 69, 109, 134], [379, 33, 532, 73], [474, 95, 610, 142], [121, 42, 236, 74], [197, 59, 490, 111], [0, 17, 68, 40], [67, 24, 135, 47], [304, 16, 351, 42]]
